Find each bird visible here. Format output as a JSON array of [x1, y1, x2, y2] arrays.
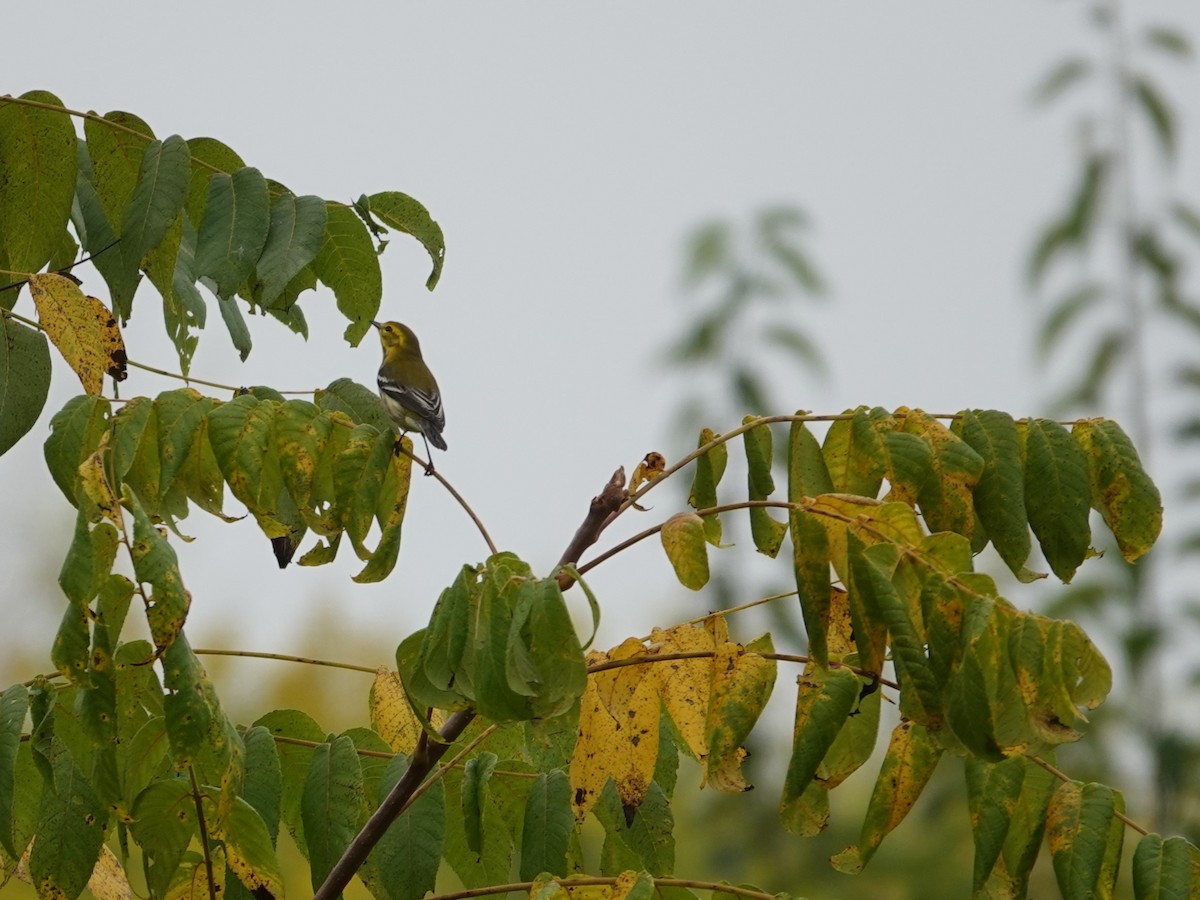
[[372, 320, 447, 474]]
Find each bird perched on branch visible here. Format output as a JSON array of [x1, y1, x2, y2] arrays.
[[372, 320, 447, 474]]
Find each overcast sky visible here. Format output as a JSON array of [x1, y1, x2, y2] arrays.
[[5, 4, 1200, 693]]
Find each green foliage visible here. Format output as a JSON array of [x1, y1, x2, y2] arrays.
[[0, 90, 1191, 900]]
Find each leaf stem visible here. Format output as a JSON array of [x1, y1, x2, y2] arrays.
[[424, 876, 776, 900], [193, 647, 377, 673], [187, 766, 218, 900], [1026, 754, 1149, 835]]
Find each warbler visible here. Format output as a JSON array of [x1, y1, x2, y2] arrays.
[[372, 320, 447, 473]]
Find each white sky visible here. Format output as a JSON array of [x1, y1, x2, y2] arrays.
[[4, 4, 1200, 704]]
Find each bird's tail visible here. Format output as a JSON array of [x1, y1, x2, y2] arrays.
[[427, 430, 448, 451]]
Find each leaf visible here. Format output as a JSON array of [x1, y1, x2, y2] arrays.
[[1144, 26, 1192, 58], [364, 191, 446, 290], [705, 634, 776, 792], [1022, 418, 1092, 582], [314, 202, 382, 345], [1132, 75, 1176, 161], [255, 192, 328, 307], [897, 408, 983, 537], [29, 273, 127, 393], [742, 417, 787, 556], [1046, 781, 1125, 899], [207, 394, 284, 524], [1038, 283, 1105, 359], [779, 665, 859, 833], [1030, 58, 1092, 105], [0, 91, 78, 274], [317, 376, 394, 434], [301, 735, 365, 894], [0, 315, 51, 456], [1072, 419, 1163, 562], [953, 410, 1037, 580], [687, 427, 728, 545], [648, 623, 719, 763], [184, 137, 245, 226], [194, 167, 271, 300], [1132, 833, 1199, 899], [220, 797, 285, 898], [462, 751, 498, 855], [129, 778, 198, 899], [124, 488, 190, 654], [830, 721, 942, 874], [822, 407, 886, 496], [0, 684, 29, 859], [965, 755, 1057, 896], [44, 394, 112, 505], [359, 755, 446, 900], [120, 135, 191, 275], [570, 639, 660, 819], [660, 513, 710, 591]]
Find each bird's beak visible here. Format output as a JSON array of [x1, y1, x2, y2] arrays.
[[370, 320, 381, 329]]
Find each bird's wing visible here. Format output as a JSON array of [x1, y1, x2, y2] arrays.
[[378, 376, 445, 432]]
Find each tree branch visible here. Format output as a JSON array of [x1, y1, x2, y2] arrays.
[[312, 709, 475, 900], [554, 467, 628, 590]]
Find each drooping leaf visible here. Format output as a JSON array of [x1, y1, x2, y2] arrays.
[[119, 135, 191, 276], [0, 91, 78, 275], [688, 427, 728, 545], [1072, 419, 1163, 562], [314, 202, 382, 346], [255, 191, 328, 308], [301, 735, 365, 894], [28, 273, 127, 394], [1046, 781, 1125, 899], [194, 167, 271, 300], [1131, 75, 1176, 161], [44, 394, 112, 505], [742, 417, 787, 557], [705, 633, 775, 793], [364, 191, 446, 290], [1022, 418, 1091, 582], [0, 315, 51, 457], [660, 512, 710, 591], [1132, 833, 1199, 899]]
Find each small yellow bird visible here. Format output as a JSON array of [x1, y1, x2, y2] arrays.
[[372, 320, 446, 473]]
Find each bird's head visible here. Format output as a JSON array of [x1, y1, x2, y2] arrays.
[[371, 320, 421, 356]]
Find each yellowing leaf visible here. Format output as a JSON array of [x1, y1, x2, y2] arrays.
[[660, 512, 709, 590], [628, 451, 666, 495], [369, 667, 437, 754], [705, 634, 776, 792], [570, 640, 660, 819], [648, 623, 718, 762], [29, 272, 127, 394], [87, 845, 132, 900]]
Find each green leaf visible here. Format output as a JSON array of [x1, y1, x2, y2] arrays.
[[1038, 284, 1105, 359], [256, 192, 328, 307], [208, 394, 284, 523], [159, 635, 218, 770], [222, 796, 286, 898], [822, 407, 886, 496], [302, 735, 365, 893], [1144, 26, 1192, 58], [43, 394, 111, 506], [1022, 419, 1092, 582], [1047, 781, 1125, 899], [120, 135, 191, 275], [194, 166, 271, 300], [360, 755, 446, 900], [217, 293, 253, 360], [0, 684, 29, 859], [954, 410, 1037, 580], [743, 417, 787, 556], [831, 721, 942, 874], [660, 513, 710, 591], [1072, 419, 1162, 562], [1031, 58, 1092, 105], [252, 708, 326, 857], [520, 770, 573, 879], [318, 376, 393, 434], [0, 91, 78, 274], [314, 202, 382, 345], [0, 316, 51, 457], [184, 137, 245, 226], [365, 191, 446, 290], [966, 755, 1057, 896], [334, 425, 393, 555], [779, 664, 859, 832], [1132, 833, 1198, 899], [240, 725, 283, 846], [423, 566, 474, 692], [1132, 75, 1176, 161], [687, 427, 728, 545], [594, 778, 675, 876], [462, 751, 498, 855], [125, 488, 190, 652], [129, 777, 198, 899]]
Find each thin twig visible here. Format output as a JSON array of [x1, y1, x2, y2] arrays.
[[424, 876, 776, 900], [193, 647, 377, 674], [187, 767, 218, 900], [397, 723, 499, 816], [554, 467, 629, 590]]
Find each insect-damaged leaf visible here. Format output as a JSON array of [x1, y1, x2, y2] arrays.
[[29, 273, 127, 394]]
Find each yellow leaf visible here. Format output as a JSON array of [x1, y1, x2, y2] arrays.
[[88, 845, 133, 900], [648, 623, 717, 763], [78, 445, 121, 522], [370, 667, 442, 753], [629, 451, 666, 497], [705, 636, 776, 791], [570, 639, 660, 819], [29, 273, 127, 394]]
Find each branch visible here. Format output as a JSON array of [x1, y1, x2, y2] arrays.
[[312, 709, 475, 900], [554, 467, 628, 590]]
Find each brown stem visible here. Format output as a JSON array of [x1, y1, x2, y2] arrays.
[[554, 467, 628, 590], [312, 709, 475, 900]]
